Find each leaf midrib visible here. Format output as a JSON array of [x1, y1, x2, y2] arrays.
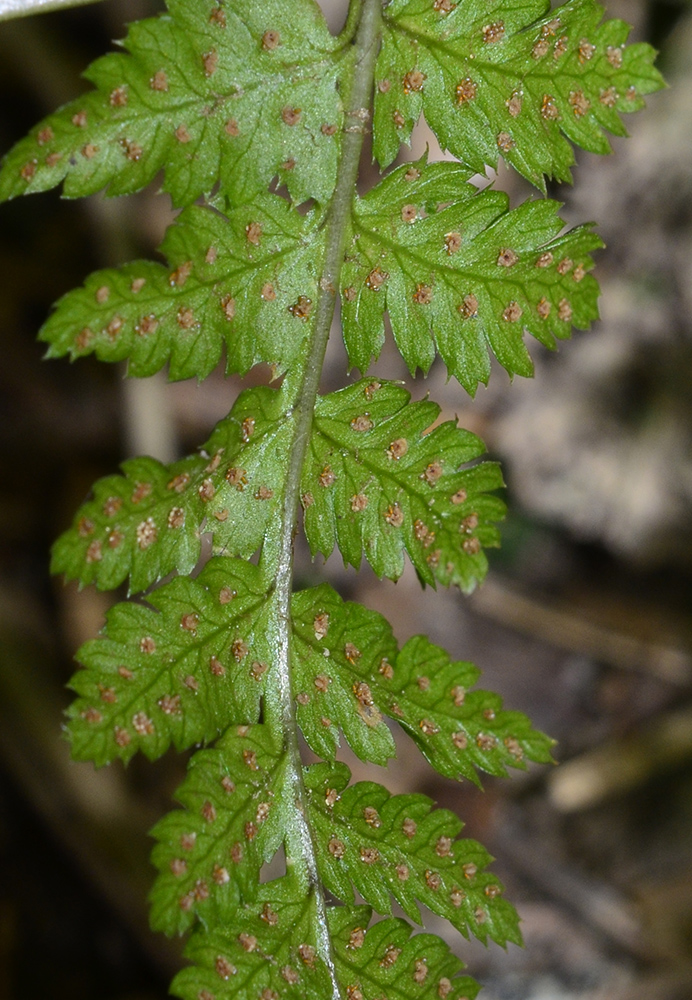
[[256, 4, 385, 997]]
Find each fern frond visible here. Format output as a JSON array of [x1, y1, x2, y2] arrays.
[[55, 377, 503, 596], [291, 588, 554, 780], [0, 1, 663, 997], [52, 387, 291, 593], [67, 559, 271, 764], [375, 0, 665, 188], [0, 0, 345, 207], [175, 892, 480, 1000], [328, 908, 480, 1000], [391, 635, 555, 779], [39, 198, 323, 380], [342, 158, 603, 391], [68, 562, 552, 776], [172, 877, 336, 1000], [150, 724, 289, 935], [305, 762, 521, 947], [37, 157, 603, 393], [303, 379, 504, 590]]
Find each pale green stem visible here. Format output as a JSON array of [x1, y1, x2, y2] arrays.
[[261, 0, 382, 995]]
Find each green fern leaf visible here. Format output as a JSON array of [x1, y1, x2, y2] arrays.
[[374, 0, 665, 188], [391, 635, 555, 779], [291, 585, 400, 767], [291, 587, 554, 780], [150, 724, 289, 936], [66, 559, 271, 765], [32, 159, 601, 393], [54, 377, 500, 596], [305, 762, 522, 948], [175, 891, 480, 1000], [69, 564, 551, 776], [39, 197, 323, 380], [52, 387, 290, 594], [172, 877, 335, 1000], [341, 158, 602, 392], [51, 452, 209, 594], [302, 379, 505, 590], [328, 907, 480, 1000], [0, 0, 345, 207]]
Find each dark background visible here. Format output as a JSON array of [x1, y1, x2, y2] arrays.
[[0, 1, 691, 998]]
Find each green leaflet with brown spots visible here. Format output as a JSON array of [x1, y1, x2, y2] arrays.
[[392, 635, 555, 779], [0, 0, 346, 208], [36, 155, 603, 393], [374, 0, 665, 189], [305, 762, 522, 949], [302, 379, 505, 591], [327, 908, 480, 1000], [51, 386, 291, 594], [291, 587, 554, 782], [39, 196, 324, 380], [150, 725, 291, 936], [67, 559, 272, 767], [172, 876, 335, 1000], [291, 585, 399, 768], [53, 376, 500, 597], [174, 890, 480, 1000], [342, 158, 602, 393]]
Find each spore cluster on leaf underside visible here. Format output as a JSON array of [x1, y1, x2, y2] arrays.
[[0, 0, 663, 997]]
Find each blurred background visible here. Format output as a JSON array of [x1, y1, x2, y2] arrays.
[[0, 0, 691, 997]]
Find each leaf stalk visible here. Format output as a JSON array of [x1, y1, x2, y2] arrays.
[[260, 0, 383, 995]]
